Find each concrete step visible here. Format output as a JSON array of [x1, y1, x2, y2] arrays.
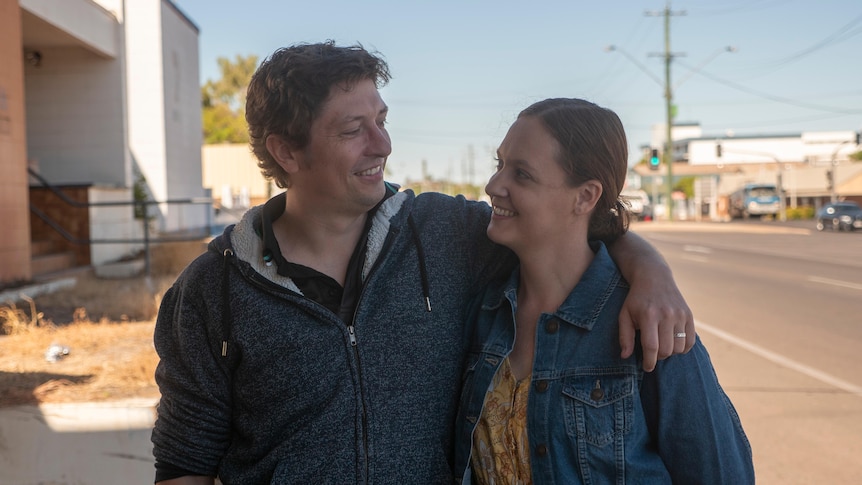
[[30, 239, 57, 257], [31, 251, 76, 277]]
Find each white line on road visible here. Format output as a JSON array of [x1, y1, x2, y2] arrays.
[[807, 276, 862, 291], [696, 320, 862, 398], [683, 245, 713, 254]]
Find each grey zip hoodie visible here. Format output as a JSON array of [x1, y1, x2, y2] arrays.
[[151, 188, 514, 484]]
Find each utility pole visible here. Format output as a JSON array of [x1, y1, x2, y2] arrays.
[[647, 2, 685, 221]]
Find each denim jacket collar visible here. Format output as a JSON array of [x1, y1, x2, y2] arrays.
[[484, 241, 624, 332]]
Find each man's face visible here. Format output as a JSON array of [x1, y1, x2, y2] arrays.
[[290, 78, 391, 216]]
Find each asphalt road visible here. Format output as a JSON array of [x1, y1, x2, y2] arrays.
[[633, 219, 862, 484]]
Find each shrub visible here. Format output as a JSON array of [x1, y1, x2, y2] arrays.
[[785, 206, 815, 220]]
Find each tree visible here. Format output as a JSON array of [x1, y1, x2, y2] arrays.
[[202, 54, 258, 144]]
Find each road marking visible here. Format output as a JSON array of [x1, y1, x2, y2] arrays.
[[807, 276, 862, 291], [683, 245, 713, 254], [682, 255, 711, 263], [696, 320, 862, 399]]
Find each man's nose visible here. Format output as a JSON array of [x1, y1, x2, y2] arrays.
[[369, 125, 392, 157]]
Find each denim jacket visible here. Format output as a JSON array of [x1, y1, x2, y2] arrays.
[[454, 242, 754, 484]]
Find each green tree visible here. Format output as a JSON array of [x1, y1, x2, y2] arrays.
[[673, 176, 695, 199], [202, 54, 258, 143]]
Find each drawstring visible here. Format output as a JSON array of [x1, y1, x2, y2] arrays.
[[407, 215, 432, 312], [221, 248, 235, 357]]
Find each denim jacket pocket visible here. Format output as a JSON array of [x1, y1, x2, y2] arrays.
[[561, 372, 636, 447]]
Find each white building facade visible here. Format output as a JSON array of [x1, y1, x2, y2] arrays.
[[639, 123, 861, 221], [1, 0, 207, 283]]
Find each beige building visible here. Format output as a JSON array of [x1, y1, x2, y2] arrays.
[[202, 143, 278, 210]]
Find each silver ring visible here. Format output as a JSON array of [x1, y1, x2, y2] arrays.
[[674, 332, 687, 338]]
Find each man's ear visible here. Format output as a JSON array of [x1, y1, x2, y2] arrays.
[[573, 180, 603, 215], [265, 134, 301, 176]]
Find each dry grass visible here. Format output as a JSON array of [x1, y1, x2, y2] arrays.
[[0, 240, 207, 407]]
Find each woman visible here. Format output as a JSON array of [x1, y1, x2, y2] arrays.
[[454, 98, 754, 484]]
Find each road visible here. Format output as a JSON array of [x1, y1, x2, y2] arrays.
[[633, 220, 862, 484]]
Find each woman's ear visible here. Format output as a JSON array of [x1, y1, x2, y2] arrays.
[[265, 134, 301, 176], [573, 180, 603, 215]]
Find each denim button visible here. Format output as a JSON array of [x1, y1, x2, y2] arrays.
[[535, 380, 548, 392], [590, 387, 605, 401], [536, 444, 548, 456], [546, 319, 559, 334]]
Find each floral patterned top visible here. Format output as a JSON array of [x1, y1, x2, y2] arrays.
[[470, 357, 533, 485]]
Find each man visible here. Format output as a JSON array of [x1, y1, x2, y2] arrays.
[[152, 42, 694, 484]]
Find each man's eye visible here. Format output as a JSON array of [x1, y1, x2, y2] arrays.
[[343, 128, 360, 136], [516, 169, 531, 180], [493, 158, 503, 171]]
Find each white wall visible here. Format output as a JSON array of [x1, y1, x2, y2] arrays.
[[161, 0, 207, 231], [88, 186, 143, 265], [125, 0, 207, 233], [20, 0, 119, 58], [24, 45, 127, 185], [689, 136, 805, 166], [125, 0, 168, 208], [802, 130, 859, 163]]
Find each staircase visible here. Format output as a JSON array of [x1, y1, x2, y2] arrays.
[[30, 239, 78, 279]]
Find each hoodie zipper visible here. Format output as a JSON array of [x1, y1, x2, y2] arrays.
[[226, 200, 428, 484], [243, 264, 371, 482]]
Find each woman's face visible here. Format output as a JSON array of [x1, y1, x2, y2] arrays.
[[484, 116, 584, 254]]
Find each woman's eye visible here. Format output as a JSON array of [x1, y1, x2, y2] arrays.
[[493, 158, 503, 171], [516, 169, 530, 180]]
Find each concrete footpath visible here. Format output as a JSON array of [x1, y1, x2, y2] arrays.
[[0, 399, 158, 484]]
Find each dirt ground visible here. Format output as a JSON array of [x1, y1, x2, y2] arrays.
[[0, 240, 208, 407]]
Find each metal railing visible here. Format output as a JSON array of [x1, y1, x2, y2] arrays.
[[28, 167, 214, 275]]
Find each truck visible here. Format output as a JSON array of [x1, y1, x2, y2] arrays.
[[728, 183, 780, 219]]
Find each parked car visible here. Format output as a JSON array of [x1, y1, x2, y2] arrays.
[[815, 202, 862, 231], [621, 189, 653, 221]]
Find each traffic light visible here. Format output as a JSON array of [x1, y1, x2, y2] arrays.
[[649, 148, 660, 171], [856, 131, 860, 146], [716, 143, 722, 158]]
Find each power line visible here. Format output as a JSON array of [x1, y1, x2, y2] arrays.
[[755, 13, 862, 70], [676, 59, 862, 115]]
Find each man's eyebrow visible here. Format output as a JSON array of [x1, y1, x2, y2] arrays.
[[338, 105, 388, 124]]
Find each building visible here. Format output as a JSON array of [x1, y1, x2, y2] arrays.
[[636, 123, 862, 221], [1, 0, 208, 286]]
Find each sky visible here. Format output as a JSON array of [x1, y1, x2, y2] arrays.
[[172, 0, 862, 187]]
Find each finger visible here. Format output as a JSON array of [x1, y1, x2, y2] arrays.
[[673, 327, 688, 354], [684, 314, 696, 352], [656, 315, 675, 362], [618, 308, 636, 359], [640, 323, 659, 372]]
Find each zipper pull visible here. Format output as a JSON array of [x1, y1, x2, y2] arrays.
[[347, 325, 357, 346]]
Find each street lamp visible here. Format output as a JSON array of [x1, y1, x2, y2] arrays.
[[606, 32, 735, 221]]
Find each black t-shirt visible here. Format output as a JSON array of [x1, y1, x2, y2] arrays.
[[256, 188, 395, 323]]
